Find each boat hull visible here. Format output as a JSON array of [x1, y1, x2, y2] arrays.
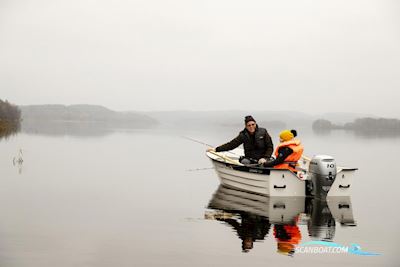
[[209, 156, 306, 197], [206, 151, 355, 197]]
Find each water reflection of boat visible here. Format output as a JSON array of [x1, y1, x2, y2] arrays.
[[208, 184, 305, 224], [206, 208, 271, 253], [304, 197, 356, 242], [206, 150, 357, 197], [205, 185, 356, 255]]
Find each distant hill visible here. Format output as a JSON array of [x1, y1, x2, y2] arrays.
[[146, 110, 314, 131], [312, 117, 400, 137], [20, 104, 158, 128], [221, 120, 287, 129], [318, 112, 375, 124], [19, 105, 390, 134]]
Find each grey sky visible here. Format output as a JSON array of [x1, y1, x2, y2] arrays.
[[1, 0, 399, 117]]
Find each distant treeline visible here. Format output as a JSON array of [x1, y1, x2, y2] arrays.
[[20, 104, 158, 129], [221, 120, 286, 129], [313, 118, 400, 132], [0, 99, 21, 132]]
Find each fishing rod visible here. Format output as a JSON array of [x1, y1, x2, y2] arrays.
[[181, 136, 214, 148], [186, 167, 215, 172], [181, 136, 265, 166], [181, 136, 243, 157]]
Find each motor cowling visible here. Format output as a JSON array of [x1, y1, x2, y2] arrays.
[[308, 155, 337, 198], [309, 155, 337, 177]]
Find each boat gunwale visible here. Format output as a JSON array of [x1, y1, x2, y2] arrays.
[[210, 157, 299, 176]]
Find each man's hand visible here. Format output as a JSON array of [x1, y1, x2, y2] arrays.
[[258, 158, 267, 165], [207, 147, 216, 152]]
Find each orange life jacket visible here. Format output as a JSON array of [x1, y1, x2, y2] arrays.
[[274, 225, 302, 244], [274, 139, 304, 173], [274, 224, 302, 255]]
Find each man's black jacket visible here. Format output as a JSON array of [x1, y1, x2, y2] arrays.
[[216, 127, 273, 160]]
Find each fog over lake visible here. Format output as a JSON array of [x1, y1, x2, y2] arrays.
[[1, 0, 400, 117]]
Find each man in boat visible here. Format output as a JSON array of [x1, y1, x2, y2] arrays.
[[207, 115, 274, 165], [262, 129, 304, 172]]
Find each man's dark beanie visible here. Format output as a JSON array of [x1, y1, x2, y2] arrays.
[[244, 115, 256, 124]]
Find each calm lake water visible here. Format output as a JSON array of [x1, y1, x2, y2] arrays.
[[0, 125, 399, 266]]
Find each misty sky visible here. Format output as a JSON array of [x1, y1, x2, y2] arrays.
[[1, 0, 399, 117]]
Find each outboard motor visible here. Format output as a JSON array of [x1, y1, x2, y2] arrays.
[[308, 155, 337, 198]]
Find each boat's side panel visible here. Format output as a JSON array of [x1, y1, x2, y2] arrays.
[[268, 171, 306, 197], [327, 169, 354, 197], [212, 161, 269, 195], [212, 160, 306, 197]]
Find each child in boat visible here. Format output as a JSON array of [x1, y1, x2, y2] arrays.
[[262, 129, 304, 173]]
